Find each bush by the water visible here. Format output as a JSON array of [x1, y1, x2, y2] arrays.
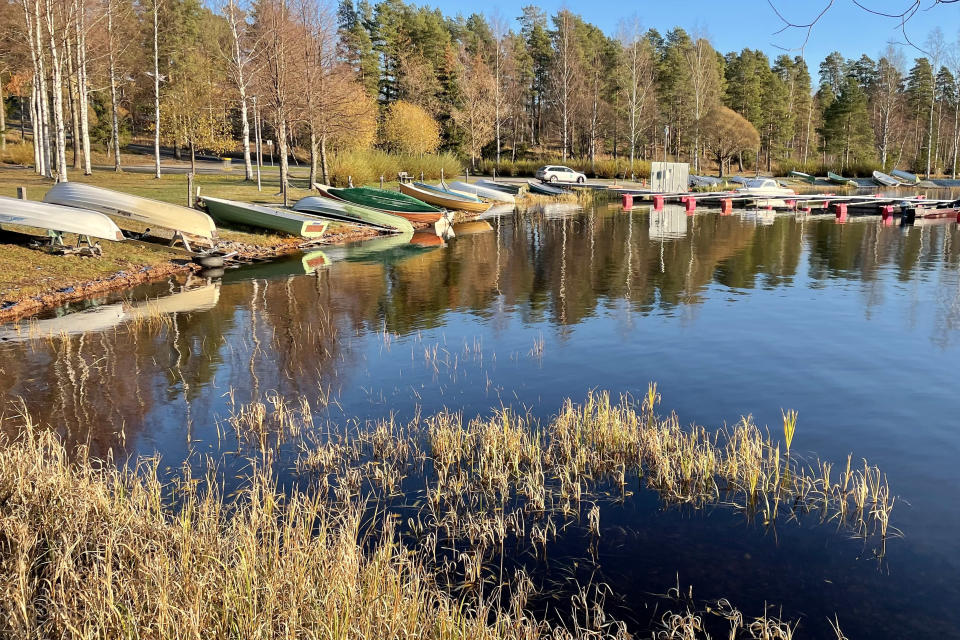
[[329, 149, 462, 187], [476, 157, 651, 180]]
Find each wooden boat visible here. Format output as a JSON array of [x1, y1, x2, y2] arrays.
[[314, 184, 444, 224], [399, 181, 491, 213], [477, 179, 522, 195], [447, 180, 515, 203], [44, 182, 217, 242], [0, 196, 124, 241], [527, 180, 567, 196], [789, 170, 816, 184], [891, 169, 921, 184], [872, 170, 901, 187], [292, 196, 414, 233], [827, 171, 857, 186], [415, 181, 485, 203], [201, 196, 328, 238]]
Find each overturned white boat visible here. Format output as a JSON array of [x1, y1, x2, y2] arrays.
[[0, 195, 124, 242], [446, 180, 516, 204], [44, 182, 217, 246]]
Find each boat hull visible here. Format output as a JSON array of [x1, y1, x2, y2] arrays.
[[292, 196, 414, 233], [476, 179, 522, 195], [44, 182, 217, 241], [201, 197, 328, 238], [314, 185, 444, 224], [399, 182, 491, 213], [0, 196, 124, 241], [827, 172, 856, 186], [447, 181, 515, 203], [872, 171, 901, 187], [527, 180, 567, 196]]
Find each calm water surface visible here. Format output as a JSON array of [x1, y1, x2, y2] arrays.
[[2, 203, 959, 637]]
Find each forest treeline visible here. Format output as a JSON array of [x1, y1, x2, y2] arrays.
[[1, 0, 959, 187]]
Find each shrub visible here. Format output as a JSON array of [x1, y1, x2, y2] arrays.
[[0, 141, 35, 166], [328, 149, 462, 187]]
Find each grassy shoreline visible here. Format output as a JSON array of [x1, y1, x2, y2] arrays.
[[0, 167, 377, 321]]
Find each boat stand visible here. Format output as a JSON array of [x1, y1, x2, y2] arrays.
[[45, 230, 103, 256], [169, 231, 193, 253]]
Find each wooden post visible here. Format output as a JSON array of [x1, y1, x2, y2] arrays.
[[16, 186, 27, 200], [380, 175, 384, 189], [440, 167, 444, 184], [187, 173, 194, 208]]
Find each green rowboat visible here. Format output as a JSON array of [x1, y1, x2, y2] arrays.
[[201, 196, 329, 238], [316, 184, 442, 214], [827, 171, 857, 187], [789, 170, 816, 184], [292, 196, 414, 233]]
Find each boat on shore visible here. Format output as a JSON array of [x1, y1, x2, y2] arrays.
[[314, 184, 445, 224], [446, 180, 515, 203], [789, 170, 816, 184], [476, 179, 523, 195], [891, 169, 921, 184], [399, 182, 491, 213], [872, 170, 901, 187], [293, 196, 414, 233], [827, 171, 857, 187], [0, 196, 124, 242], [527, 180, 568, 196], [44, 182, 217, 243], [200, 196, 328, 238], [690, 175, 722, 188]]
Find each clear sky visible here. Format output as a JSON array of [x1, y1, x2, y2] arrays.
[[431, 0, 959, 73]]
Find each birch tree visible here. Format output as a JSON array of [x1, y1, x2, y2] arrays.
[[222, 0, 254, 180], [618, 19, 653, 171], [874, 47, 903, 169], [551, 10, 575, 161], [150, 0, 162, 178], [74, 0, 92, 174], [684, 34, 720, 172], [42, 0, 67, 181]]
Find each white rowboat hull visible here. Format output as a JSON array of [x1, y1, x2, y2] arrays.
[[0, 196, 124, 241]]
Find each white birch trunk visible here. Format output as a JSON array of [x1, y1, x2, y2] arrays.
[[107, 0, 122, 171], [75, 0, 91, 174], [153, 0, 161, 179], [43, 0, 68, 182]]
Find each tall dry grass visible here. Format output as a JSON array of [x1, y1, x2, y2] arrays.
[[329, 149, 462, 187], [0, 389, 891, 638]]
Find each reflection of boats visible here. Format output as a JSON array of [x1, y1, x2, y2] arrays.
[[127, 282, 221, 317], [649, 208, 687, 240], [477, 204, 516, 219], [410, 231, 445, 247], [450, 220, 493, 236], [314, 184, 445, 224], [447, 181, 515, 203], [0, 196, 124, 242], [527, 180, 568, 196], [399, 182, 491, 213], [302, 250, 330, 273], [872, 170, 901, 187], [293, 195, 413, 233], [201, 196, 328, 238], [532, 203, 582, 219], [0, 303, 126, 341], [44, 182, 217, 242], [0, 283, 221, 341]]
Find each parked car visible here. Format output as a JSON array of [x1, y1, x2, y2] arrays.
[[535, 165, 586, 184]]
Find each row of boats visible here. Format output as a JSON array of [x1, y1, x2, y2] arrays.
[[0, 178, 535, 251], [788, 168, 937, 188]]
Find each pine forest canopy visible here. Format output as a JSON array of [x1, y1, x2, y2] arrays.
[[2, 0, 960, 184]]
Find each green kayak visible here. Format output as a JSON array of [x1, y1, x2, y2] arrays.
[[201, 196, 328, 238], [292, 196, 414, 233]]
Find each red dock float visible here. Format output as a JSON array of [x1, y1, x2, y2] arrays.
[[833, 202, 848, 223], [685, 197, 696, 214], [881, 205, 894, 220], [622, 193, 633, 210], [653, 194, 664, 210], [720, 198, 732, 215]]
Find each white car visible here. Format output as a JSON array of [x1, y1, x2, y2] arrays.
[[535, 165, 586, 184]]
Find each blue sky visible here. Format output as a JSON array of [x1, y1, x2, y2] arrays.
[[431, 0, 959, 70]]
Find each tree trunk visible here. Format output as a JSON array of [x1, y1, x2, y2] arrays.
[[278, 114, 289, 206], [952, 101, 959, 179], [189, 138, 195, 173], [66, 37, 81, 171], [308, 127, 317, 186], [0, 71, 6, 152], [319, 132, 329, 185], [44, 0, 68, 182], [152, 0, 161, 179], [107, 0, 122, 171], [926, 93, 934, 178], [75, 0, 92, 175], [227, 0, 253, 181]]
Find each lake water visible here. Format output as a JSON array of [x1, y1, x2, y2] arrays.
[[2, 202, 959, 637]]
